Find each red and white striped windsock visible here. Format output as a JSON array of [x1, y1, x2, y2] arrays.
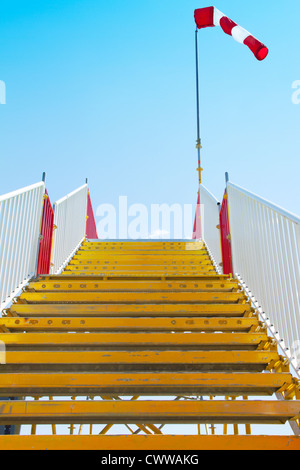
[[194, 6, 268, 61]]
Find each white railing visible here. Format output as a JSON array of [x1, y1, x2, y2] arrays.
[[199, 185, 222, 273], [51, 184, 88, 274], [227, 182, 300, 376], [0, 182, 45, 311]]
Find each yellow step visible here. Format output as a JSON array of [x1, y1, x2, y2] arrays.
[[0, 316, 260, 332], [18, 291, 247, 304], [1, 435, 299, 450], [69, 258, 213, 266], [0, 399, 299, 425], [61, 272, 217, 278], [75, 250, 209, 256], [63, 266, 216, 274], [0, 372, 292, 396], [39, 274, 230, 281], [27, 279, 239, 292], [6, 303, 254, 317], [0, 332, 270, 350], [1, 350, 279, 372], [81, 241, 204, 248]]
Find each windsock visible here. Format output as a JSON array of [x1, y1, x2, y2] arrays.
[[194, 7, 268, 61]]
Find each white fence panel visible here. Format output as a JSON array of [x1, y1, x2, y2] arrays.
[[227, 182, 300, 375], [51, 184, 88, 274], [199, 185, 222, 273], [0, 182, 45, 311]]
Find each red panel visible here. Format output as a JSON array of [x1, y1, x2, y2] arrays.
[[36, 189, 54, 275], [192, 192, 202, 240], [219, 189, 233, 275], [86, 190, 98, 239], [194, 7, 215, 29]]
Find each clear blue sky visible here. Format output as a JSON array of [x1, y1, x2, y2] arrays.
[[0, 0, 299, 217]]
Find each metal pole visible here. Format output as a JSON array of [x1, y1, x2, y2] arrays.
[[195, 28, 202, 185]]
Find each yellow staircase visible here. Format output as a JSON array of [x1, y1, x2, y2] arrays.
[[0, 240, 299, 449]]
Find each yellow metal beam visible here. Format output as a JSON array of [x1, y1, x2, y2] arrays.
[[80, 244, 206, 249], [2, 350, 279, 372], [0, 332, 269, 349], [0, 399, 299, 425], [0, 434, 299, 450], [80, 241, 205, 249], [7, 303, 253, 317], [63, 266, 216, 274], [27, 279, 239, 292], [73, 251, 211, 258], [0, 316, 260, 332], [0, 372, 292, 396], [68, 258, 213, 266], [61, 272, 219, 278], [75, 250, 209, 256], [18, 291, 247, 304], [38, 274, 230, 281]]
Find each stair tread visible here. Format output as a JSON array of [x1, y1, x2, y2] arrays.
[[18, 291, 247, 304], [1, 316, 260, 332], [0, 332, 269, 351], [1, 435, 299, 450], [2, 350, 279, 372], [0, 399, 299, 425], [0, 372, 292, 396]]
